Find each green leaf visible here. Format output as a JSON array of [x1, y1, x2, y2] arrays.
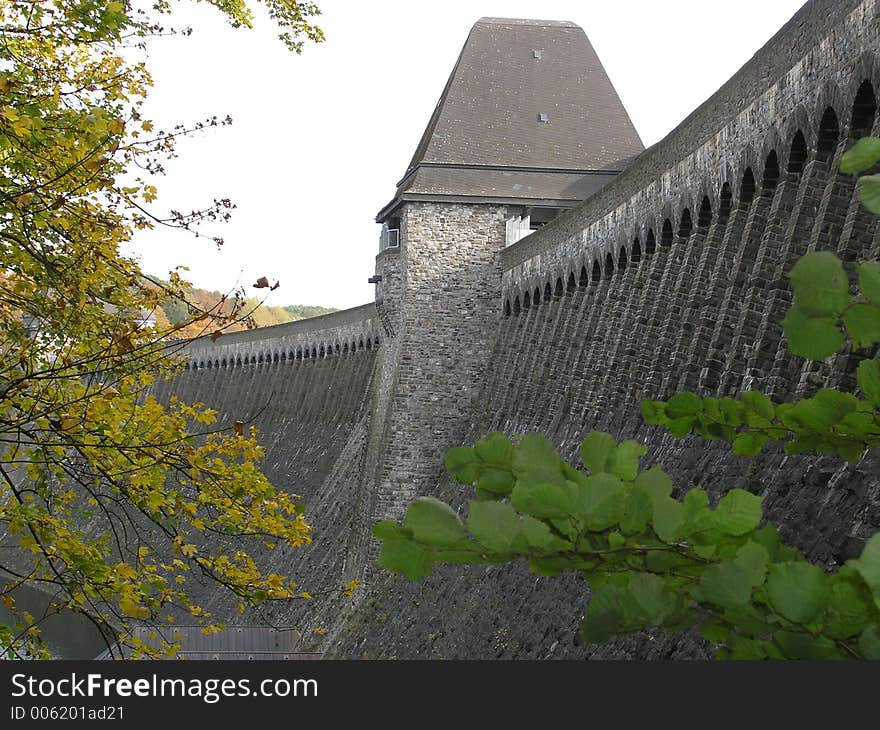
[[628, 573, 676, 624], [682, 488, 713, 534], [782, 307, 845, 360], [653, 497, 684, 543], [851, 533, 880, 597], [634, 467, 673, 502], [789, 251, 850, 317], [579, 431, 616, 474], [714, 489, 763, 536], [620, 485, 653, 535], [840, 136, 880, 174], [741, 391, 774, 420], [729, 636, 767, 660], [860, 175, 880, 215], [513, 434, 563, 482], [521, 515, 568, 551], [858, 262, 880, 305], [699, 616, 730, 645], [607, 531, 626, 550], [788, 389, 859, 430], [666, 391, 702, 419], [372, 520, 410, 542], [581, 584, 645, 643], [732, 431, 770, 457], [766, 562, 829, 624], [404, 497, 467, 547], [445, 447, 482, 484], [510, 479, 576, 519], [856, 360, 880, 406], [576, 472, 625, 531], [734, 541, 769, 587], [843, 302, 880, 349], [694, 561, 753, 609], [858, 625, 880, 659], [377, 538, 433, 580], [641, 400, 667, 425], [773, 631, 838, 660], [825, 576, 873, 639], [474, 432, 514, 467], [610, 440, 648, 481], [477, 468, 516, 496], [466, 500, 522, 553]]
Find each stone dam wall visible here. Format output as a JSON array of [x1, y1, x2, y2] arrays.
[[167, 0, 880, 658]]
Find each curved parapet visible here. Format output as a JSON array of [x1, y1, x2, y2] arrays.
[[179, 303, 380, 370], [501, 0, 879, 309]]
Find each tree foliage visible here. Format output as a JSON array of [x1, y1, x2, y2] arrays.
[[374, 137, 880, 660], [0, 1, 332, 658]]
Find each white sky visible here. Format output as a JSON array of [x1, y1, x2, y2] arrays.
[[126, 0, 807, 310]]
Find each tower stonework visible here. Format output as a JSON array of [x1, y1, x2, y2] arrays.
[[168, 0, 880, 658]]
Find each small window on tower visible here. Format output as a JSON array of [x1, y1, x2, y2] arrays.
[[538, 113, 549, 123], [532, 49, 543, 60]]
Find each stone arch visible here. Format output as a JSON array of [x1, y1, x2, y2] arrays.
[[631, 238, 642, 264], [579, 265, 589, 287], [504, 298, 511, 317], [273, 352, 279, 363], [513, 296, 521, 316], [787, 130, 808, 174], [697, 197, 712, 230], [645, 228, 656, 255], [206, 360, 213, 369], [566, 272, 576, 294], [817, 106, 841, 160], [532, 286, 541, 306], [544, 281, 552, 301], [718, 182, 732, 225], [850, 79, 877, 136], [554, 277, 563, 297], [221, 358, 227, 368], [311, 347, 317, 358], [591, 259, 602, 284], [618, 245, 628, 271], [604, 252, 614, 277], [319, 345, 326, 358], [358, 338, 365, 350], [761, 150, 780, 190], [334, 343, 340, 355], [678, 209, 693, 239], [740, 167, 757, 205], [660, 219, 674, 248], [523, 290, 531, 309], [235, 355, 242, 367]]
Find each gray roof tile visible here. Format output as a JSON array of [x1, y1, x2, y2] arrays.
[[378, 17, 643, 219]]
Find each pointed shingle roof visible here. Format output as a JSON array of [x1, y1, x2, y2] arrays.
[[377, 17, 644, 220]]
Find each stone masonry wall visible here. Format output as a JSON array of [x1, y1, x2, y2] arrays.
[[328, 0, 880, 658]]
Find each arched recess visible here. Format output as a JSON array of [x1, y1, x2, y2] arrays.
[[523, 291, 531, 310], [697, 197, 712, 230], [740, 167, 756, 205], [761, 151, 780, 190], [850, 80, 877, 136], [631, 238, 642, 264], [817, 107, 840, 160], [618, 246, 628, 271], [554, 277, 563, 297], [513, 296, 521, 316], [645, 229, 656, 255], [604, 252, 615, 277], [591, 259, 602, 284], [579, 265, 589, 287], [533, 286, 541, 306], [678, 209, 693, 239], [567, 272, 576, 294], [504, 299, 512, 317], [788, 130, 808, 174], [718, 183, 733, 224], [543, 281, 552, 301], [661, 219, 674, 247]]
